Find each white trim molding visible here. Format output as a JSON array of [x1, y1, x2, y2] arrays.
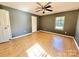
[[11, 33, 32, 39], [11, 31, 38, 40], [39, 30, 79, 50], [39, 30, 73, 38], [72, 37, 79, 50]]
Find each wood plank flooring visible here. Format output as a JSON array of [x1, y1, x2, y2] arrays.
[[0, 31, 79, 57]]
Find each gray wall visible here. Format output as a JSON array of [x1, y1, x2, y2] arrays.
[[0, 5, 38, 37], [37, 16, 40, 30], [75, 11, 79, 46], [39, 10, 78, 36]]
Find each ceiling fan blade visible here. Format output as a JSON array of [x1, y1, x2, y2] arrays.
[[45, 5, 51, 8], [36, 2, 43, 7], [44, 2, 51, 7], [46, 9, 53, 12]]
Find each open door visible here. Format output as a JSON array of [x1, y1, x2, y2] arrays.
[[32, 16, 37, 32]]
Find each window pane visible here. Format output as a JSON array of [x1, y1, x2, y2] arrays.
[[55, 16, 65, 30]]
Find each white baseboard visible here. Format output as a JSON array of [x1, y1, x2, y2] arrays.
[[72, 37, 79, 50], [39, 30, 73, 38], [11, 32, 32, 39], [39, 30, 79, 50], [11, 31, 38, 40]]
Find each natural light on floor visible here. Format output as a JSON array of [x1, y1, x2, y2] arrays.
[[53, 36, 63, 52], [26, 43, 51, 57]]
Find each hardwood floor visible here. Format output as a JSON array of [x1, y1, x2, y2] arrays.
[[0, 31, 79, 57]]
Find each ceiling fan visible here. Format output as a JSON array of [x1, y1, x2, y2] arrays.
[[35, 2, 53, 14]]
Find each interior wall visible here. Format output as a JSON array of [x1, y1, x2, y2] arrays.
[[0, 5, 39, 37], [37, 16, 40, 30], [75, 11, 79, 46], [39, 10, 78, 36]]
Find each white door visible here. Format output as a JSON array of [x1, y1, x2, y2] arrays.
[[32, 16, 37, 32], [0, 9, 12, 43]]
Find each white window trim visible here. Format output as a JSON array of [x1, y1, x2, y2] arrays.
[[55, 16, 65, 30], [55, 27, 64, 30]]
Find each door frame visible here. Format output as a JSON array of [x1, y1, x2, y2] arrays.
[[31, 16, 37, 32]]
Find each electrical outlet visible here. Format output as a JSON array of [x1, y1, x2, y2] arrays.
[[65, 32, 67, 34]]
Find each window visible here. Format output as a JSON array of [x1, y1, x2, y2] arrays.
[[55, 16, 65, 30]]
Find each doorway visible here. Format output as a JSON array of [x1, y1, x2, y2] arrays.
[[32, 16, 37, 32]]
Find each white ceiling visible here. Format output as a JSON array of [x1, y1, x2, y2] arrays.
[[0, 2, 79, 16]]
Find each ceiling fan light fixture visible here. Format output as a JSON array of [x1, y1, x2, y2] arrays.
[[35, 2, 53, 14], [43, 11, 45, 14]]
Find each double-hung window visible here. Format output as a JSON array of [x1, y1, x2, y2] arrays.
[[55, 16, 65, 30]]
